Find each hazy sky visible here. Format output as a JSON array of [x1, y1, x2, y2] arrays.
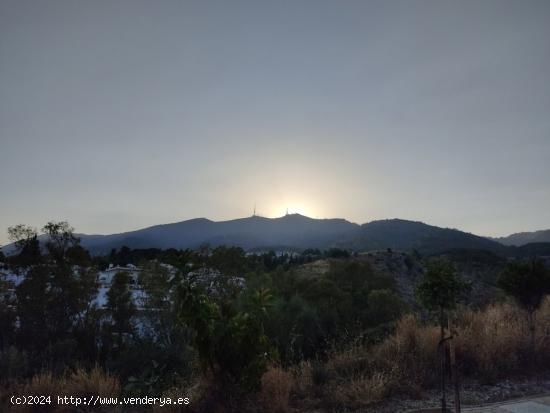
[[1, 0, 549, 244]]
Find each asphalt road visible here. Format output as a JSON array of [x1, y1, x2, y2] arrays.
[[463, 395, 550, 413]]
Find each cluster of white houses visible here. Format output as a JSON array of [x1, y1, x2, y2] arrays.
[[94, 263, 145, 309], [1, 262, 246, 311]]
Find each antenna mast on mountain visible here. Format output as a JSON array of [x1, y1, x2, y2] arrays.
[[286, 207, 289, 216], [253, 203, 256, 217]]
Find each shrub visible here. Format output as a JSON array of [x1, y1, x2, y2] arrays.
[[498, 259, 550, 360], [175, 283, 275, 397]]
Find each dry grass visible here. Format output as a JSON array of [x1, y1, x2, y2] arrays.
[[536, 296, 550, 361], [292, 355, 392, 411], [373, 314, 440, 390], [329, 372, 390, 410], [291, 343, 393, 410], [18, 372, 59, 412], [63, 366, 120, 407], [455, 297, 550, 381], [10, 367, 120, 413], [290, 297, 550, 411], [259, 366, 293, 413], [455, 302, 525, 380]]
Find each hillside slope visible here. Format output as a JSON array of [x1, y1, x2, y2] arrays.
[[491, 229, 550, 246], [337, 219, 507, 255]]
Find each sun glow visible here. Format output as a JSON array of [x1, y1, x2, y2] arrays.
[[266, 203, 317, 219]]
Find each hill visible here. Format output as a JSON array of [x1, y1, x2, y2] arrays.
[[491, 229, 550, 246], [337, 219, 507, 255], [77, 214, 359, 254]]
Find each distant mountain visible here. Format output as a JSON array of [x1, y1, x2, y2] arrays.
[[3, 215, 549, 257], [77, 214, 360, 254], [491, 230, 550, 246], [337, 219, 507, 255], [69, 216, 515, 255]]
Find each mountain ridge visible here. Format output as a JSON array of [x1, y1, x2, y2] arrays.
[[2, 214, 549, 257], [490, 229, 550, 246]]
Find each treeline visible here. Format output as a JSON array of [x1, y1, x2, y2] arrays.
[[95, 245, 353, 273]]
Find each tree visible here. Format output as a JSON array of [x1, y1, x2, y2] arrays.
[[66, 244, 92, 267], [7, 224, 41, 266], [7, 221, 98, 374], [138, 262, 174, 337], [15, 265, 51, 353], [41, 222, 96, 354], [326, 260, 396, 333], [325, 248, 350, 259], [416, 257, 470, 413], [209, 246, 248, 277], [7, 224, 38, 251], [498, 259, 550, 358], [265, 295, 323, 363], [42, 221, 79, 262], [416, 257, 471, 339], [175, 282, 274, 398], [127, 263, 194, 394], [0, 277, 16, 349], [13, 225, 98, 369]]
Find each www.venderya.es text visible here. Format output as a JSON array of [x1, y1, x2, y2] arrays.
[[11, 395, 190, 407]]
